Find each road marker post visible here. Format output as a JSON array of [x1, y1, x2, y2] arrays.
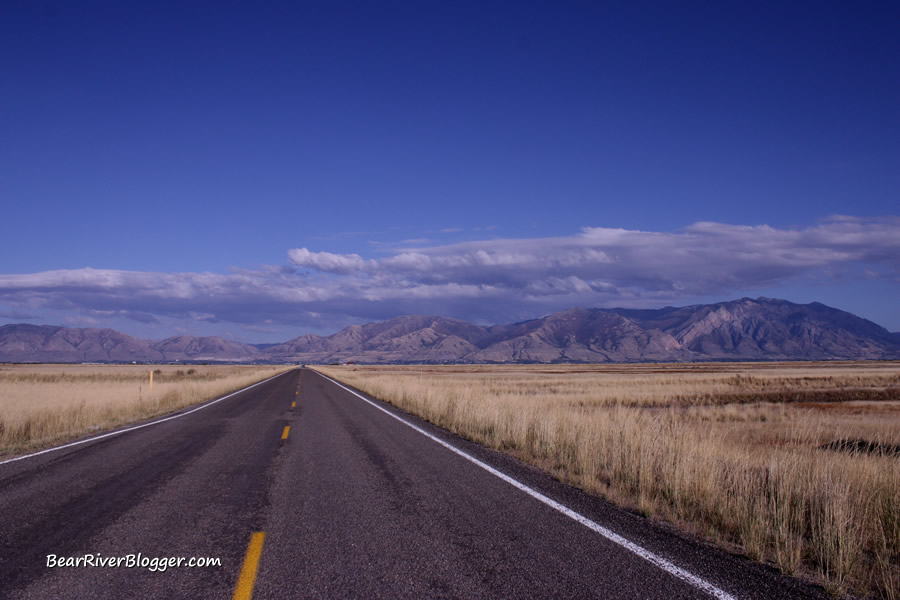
[[0, 370, 292, 467]]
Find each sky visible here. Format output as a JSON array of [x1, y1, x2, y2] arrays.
[[1, 1, 898, 342]]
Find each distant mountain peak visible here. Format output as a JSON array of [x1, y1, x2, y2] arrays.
[[1, 298, 897, 363]]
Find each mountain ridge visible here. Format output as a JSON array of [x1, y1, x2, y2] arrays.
[[1, 298, 897, 363]]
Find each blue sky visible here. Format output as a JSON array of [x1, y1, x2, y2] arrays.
[[1, 1, 898, 342]]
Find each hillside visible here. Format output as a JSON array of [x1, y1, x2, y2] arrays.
[[1, 298, 897, 363]]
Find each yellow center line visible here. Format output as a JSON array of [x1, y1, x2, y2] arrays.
[[291, 401, 296, 408], [281, 426, 290, 440], [232, 532, 265, 600]]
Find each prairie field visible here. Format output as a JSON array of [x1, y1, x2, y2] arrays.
[[316, 362, 900, 599], [0, 364, 291, 458]]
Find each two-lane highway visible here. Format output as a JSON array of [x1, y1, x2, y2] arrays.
[[0, 368, 830, 599]]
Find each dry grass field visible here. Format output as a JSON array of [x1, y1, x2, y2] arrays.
[[315, 362, 900, 599], [0, 364, 291, 458]]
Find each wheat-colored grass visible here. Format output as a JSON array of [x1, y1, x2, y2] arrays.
[[316, 362, 900, 599], [0, 364, 292, 457]]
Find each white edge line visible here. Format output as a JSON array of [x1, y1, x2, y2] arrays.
[[0, 370, 293, 467], [318, 372, 738, 600]]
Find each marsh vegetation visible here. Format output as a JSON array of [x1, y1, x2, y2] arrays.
[[316, 362, 900, 599], [0, 364, 291, 457]]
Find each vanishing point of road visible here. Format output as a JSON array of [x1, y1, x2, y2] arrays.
[[0, 368, 830, 599]]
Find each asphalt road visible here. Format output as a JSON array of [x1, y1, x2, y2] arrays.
[[0, 368, 832, 599]]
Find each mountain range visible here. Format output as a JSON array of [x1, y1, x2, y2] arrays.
[[1, 298, 898, 364]]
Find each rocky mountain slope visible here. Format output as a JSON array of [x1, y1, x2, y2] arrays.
[[0, 324, 260, 363], [0, 324, 167, 363], [1, 298, 897, 363], [148, 336, 261, 361]]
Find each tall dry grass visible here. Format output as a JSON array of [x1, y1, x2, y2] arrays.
[[0, 364, 291, 457], [316, 362, 900, 599]]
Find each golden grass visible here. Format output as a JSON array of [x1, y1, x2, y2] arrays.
[[315, 362, 900, 599], [0, 364, 292, 458]]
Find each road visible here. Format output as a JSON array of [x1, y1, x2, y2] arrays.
[[0, 368, 830, 599]]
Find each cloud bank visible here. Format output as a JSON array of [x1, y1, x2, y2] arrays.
[[1, 217, 897, 334]]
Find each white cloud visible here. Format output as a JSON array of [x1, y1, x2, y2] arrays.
[[1, 217, 897, 332], [383, 252, 433, 271], [287, 248, 371, 274]]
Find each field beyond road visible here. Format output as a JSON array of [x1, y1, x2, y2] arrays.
[[315, 362, 900, 600], [0, 364, 291, 458]]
